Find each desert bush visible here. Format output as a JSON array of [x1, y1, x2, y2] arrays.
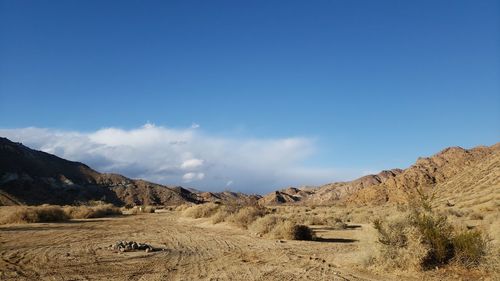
[[249, 215, 285, 236], [183, 203, 220, 219], [374, 188, 490, 271], [452, 230, 488, 267], [175, 204, 192, 212], [64, 204, 122, 219], [211, 204, 242, 224], [411, 211, 454, 267], [1, 206, 69, 224], [227, 206, 267, 229], [271, 220, 315, 240], [373, 215, 430, 271]]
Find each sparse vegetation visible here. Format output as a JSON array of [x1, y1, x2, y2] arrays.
[[226, 206, 266, 229], [249, 215, 285, 236], [452, 230, 488, 268], [373, 189, 491, 271], [64, 204, 122, 218], [0, 203, 122, 224], [183, 202, 221, 219], [1, 205, 69, 224], [271, 220, 315, 240]]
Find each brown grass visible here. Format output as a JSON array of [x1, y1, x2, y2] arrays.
[[226, 206, 266, 229], [249, 215, 285, 236], [64, 204, 122, 219], [452, 230, 488, 268], [271, 220, 315, 240], [183, 203, 221, 219], [1, 205, 69, 224]]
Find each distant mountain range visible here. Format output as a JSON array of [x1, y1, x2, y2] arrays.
[[1, 137, 498, 207]]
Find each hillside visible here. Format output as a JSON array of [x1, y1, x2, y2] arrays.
[[259, 143, 500, 207], [0, 137, 200, 206]]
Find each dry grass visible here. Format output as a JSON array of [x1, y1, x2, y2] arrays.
[[0, 203, 122, 224], [64, 204, 122, 219], [249, 215, 285, 236], [271, 220, 315, 240], [452, 230, 488, 268], [226, 206, 266, 229], [175, 204, 193, 212], [1, 205, 69, 224], [183, 203, 221, 219], [211, 205, 240, 224]]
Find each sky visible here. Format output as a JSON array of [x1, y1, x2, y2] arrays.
[[0, 0, 499, 194]]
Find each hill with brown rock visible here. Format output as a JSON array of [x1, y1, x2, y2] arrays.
[[259, 143, 499, 207], [0, 137, 200, 206]]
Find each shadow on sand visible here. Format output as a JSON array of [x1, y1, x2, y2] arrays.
[[313, 237, 358, 243]]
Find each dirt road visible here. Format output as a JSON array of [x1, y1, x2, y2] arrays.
[[0, 211, 392, 281]]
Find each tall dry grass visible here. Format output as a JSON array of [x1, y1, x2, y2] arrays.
[[1, 205, 69, 224], [0, 203, 122, 224], [64, 204, 121, 219]]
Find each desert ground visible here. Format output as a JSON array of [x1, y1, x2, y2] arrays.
[[0, 210, 374, 281], [1, 206, 495, 281]]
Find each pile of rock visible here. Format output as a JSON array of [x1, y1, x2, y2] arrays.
[[110, 241, 155, 253]]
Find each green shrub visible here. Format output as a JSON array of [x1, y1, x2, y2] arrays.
[[411, 212, 454, 267]]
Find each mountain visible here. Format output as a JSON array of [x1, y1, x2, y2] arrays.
[[0, 137, 200, 206], [259, 143, 500, 206], [346, 143, 500, 206]]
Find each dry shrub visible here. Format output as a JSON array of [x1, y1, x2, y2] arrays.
[[175, 204, 192, 212], [183, 203, 220, 219], [373, 208, 490, 271], [65, 204, 122, 219], [411, 211, 454, 267], [271, 220, 315, 240], [1, 205, 69, 224], [452, 230, 488, 268], [373, 214, 429, 271], [249, 215, 285, 236], [211, 204, 241, 224], [227, 206, 266, 229]]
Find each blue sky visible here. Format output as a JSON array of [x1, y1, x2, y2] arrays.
[[0, 1, 499, 193]]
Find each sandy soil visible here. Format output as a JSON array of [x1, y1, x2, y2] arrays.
[[0, 211, 405, 281]]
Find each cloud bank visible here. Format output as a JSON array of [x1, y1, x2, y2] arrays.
[[0, 124, 355, 194]]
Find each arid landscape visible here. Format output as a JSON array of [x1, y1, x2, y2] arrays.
[[1, 2, 499, 280], [1, 138, 499, 281]]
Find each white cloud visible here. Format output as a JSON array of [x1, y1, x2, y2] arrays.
[[0, 124, 360, 193], [182, 172, 205, 182], [181, 158, 204, 169]]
